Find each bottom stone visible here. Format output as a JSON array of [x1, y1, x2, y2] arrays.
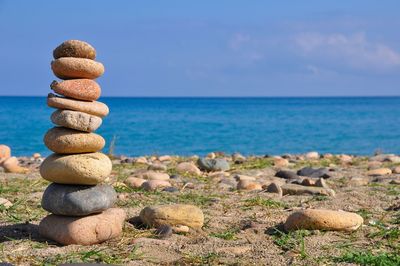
[[39, 208, 126, 245]]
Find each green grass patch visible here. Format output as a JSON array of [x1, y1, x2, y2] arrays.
[[332, 250, 400, 266], [272, 229, 310, 259], [243, 196, 286, 209], [209, 229, 239, 240]]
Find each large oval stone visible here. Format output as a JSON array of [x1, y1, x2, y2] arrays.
[[197, 158, 230, 172], [0, 144, 11, 160], [284, 209, 363, 232], [51, 58, 104, 79], [42, 183, 116, 216], [140, 204, 204, 229], [39, 208, 126, 245], [44, 127, 105, 154], [51, 109, 102, 132], [51, 79, 101, 101], [40, 152, 112, 185], [48, 93, 109, 117], [53, 40, 96, 59]]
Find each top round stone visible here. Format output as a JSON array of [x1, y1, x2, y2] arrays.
[[53, 40, 96, 60]]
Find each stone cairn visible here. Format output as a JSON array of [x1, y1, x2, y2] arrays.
[[38, 40, 126, 245]]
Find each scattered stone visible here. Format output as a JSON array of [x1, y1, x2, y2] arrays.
[[301, 178, 316, 186], [232, 153, 246, 163], [348, 177, 370, 186], [140, 171, 170, 181], [125, 177, 146, 189], [206, 152, 216, 159], [266, 182, 283, 196], [366, 168, 392, 176], [140, 204, 204, 229], [163, 186, 179, 193], [315, 178, 329, 188], [158, 155, 172, 162], [305, 151, 319, 160], [281, 184, 335, 196], [368, 161, 383, 170], [40, 152, 112, 185], [51, 57, 104, 79], [275, 170, 298, 180], [393, 166, 400, 174], [44, 127, 105, 154], [50, 79, 101, 101], [135, 157, 148, 164], [197, 158, 230, 172], [32, 153, 41, 159], [51, 109, 103, 133], [172, 225, 190, 234], [274, 157, 289, 168], [237, 180, 262, 191], [0, 145, 11, 160], [148, 163, 167, 171], [2, 157, 29, 174], [297, 167, 330, 178], [0, 197, 12, 208], [141, 180, 171, 191], [155, 224, 173, 239], [234, 174, 256, 181], [339, 154, 352, 163], [370, 154, 400, 163], [53, 40, 96, 59], [176, 162, 201, 175], [284, 209, 363, 232], [41, 183, 116, 216], [39, 208, 126, 245]]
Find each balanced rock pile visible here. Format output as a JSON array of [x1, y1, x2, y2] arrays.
[[38, 40, 126, 245]]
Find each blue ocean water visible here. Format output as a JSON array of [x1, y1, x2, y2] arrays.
[[0, 97, 399, 156]]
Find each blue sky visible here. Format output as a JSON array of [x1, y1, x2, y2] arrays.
[[0, 1, 399, 96]]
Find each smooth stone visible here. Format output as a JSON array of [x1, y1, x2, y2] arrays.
[[275, 170, 299, 179], [368, 161, 383, 170], [148, 163, 167, 171], [237, 180, 262, 191], [339, 154, 352, 163], [51, 79, 101, 101], [297, 167, 330, 178], [315, 178, 329, 188], [305, 151, 320, 160], [0, 145, 11, 159], [53, 40, 96, 59], [162, 186, 179, 193], [176, 162, 201, 175], [348, 177, 370, 186], [51, 57, 104, 79], [232, 153, 246, 163], [284, 209, 363, 232], [366, 168, 392, 176], [158, 155, 172, 162], [39, 208, 126, 245], [51, 109, 102, 132], [40, 152, 112, 185], [301, 178, 316, 186], [274, 157, 289, 167], [141, 180, 171, 191], [32, 153, 41, 159], [0, 197, 12, 208], [44, 127, 105, 154], [155, 224, 173, 239], [48, 93, 109, 117], [197, 158, 230, 172], [266, 182, 283, 196], [2, 157, 29, 174], [124, 177, 146, 189], [140, 204, 204, 229], [281, 183, 335, 196], [234, 174, 256, 181], [393, 166, 400, 174], [172, 225, 190, 234], [139, 171, 170, 181], [135, 157, 148, 164], [41, 183, 116, 216], [370, 154, 400, 163]]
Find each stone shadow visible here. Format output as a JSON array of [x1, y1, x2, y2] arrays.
[[0, 222, 47, 243]]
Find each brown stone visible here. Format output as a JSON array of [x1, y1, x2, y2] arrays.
[[2, 157, 29, 174], [0, 145, 11, 160], [47, 93, 109, 117], [51, 79, 101, 101], [44, 127, 105, 154], [176, 162, 201, 175], [51, 58, 104, 79], [366, 168, 392, 176], [237, 180, 262, 191], [39, 208, 126, 245], [281, 183, 335, 196], [53, 40, 96, 59], [141, 180, 171, 191], [51, 109, 102, 132], [124, 177, 146, 189]]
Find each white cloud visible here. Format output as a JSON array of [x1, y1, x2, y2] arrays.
[[294, 32, 400, 69]]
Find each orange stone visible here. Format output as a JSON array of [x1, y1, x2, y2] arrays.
[[51, 79, 101, 101]]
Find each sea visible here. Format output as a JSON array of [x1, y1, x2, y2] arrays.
[[0, 97, 399, 157]]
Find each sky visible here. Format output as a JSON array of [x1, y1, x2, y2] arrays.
[[0, 0, 399, 97]]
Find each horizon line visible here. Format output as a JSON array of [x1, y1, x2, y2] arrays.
[[0, 95, 400, 98]]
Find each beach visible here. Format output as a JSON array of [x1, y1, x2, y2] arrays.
[[0, 152, 399, 265]]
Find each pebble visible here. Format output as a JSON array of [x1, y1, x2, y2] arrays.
[[368, 161, 383, 169], [0, 145, 11, 159], [274, 157, 289, 167], [232, 153, 246, 163], [305, 151, 320, 160], [176, 162, 201, 175], [47, 93, 109, 117], [124, 177, 146, 189], [51, 79, 101, 101], [393, 166, 400, 174], [53, 40, 96, 59], [51, 57, 105, 79], [158, 155, 172, 162], [40, 152, 112, 185], [275, 170, 299, 179], [301, 178, 316, 186], [348, 177, 370, 186], [32, 153, 41, 159], [162, 186, 179, 193], [141, 180, 171, 191], [0, 197, 12, 208], [234, 174, 256, 181], [135, 157, 148, 164], [39, 208, 126, 245], [366, 168, 392, 176], [51, 109, 103, 132], [197, 158, 230, 172], [172, 225, 190, 234], [148, 163, 167, 171], [281, 183, 335, 196], [315, 178, 329, 188], [2, 157, 29, 174], [284, 209, 363, 232], [42, 183, 116, 216], [140, 171, 170, 181], [140, 204, 204, 229], [44, 127, 105, 154], [237, 180, 262, 191], [297, 167, 330, 178], [266, 182, 283, 196], [155, 225, 173, 239]]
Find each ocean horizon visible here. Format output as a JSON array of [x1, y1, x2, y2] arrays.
[[1, 96, 399, 157]]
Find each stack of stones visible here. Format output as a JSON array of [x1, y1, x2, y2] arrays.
[[38, 40, 126, 246]]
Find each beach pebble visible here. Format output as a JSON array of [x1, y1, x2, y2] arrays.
[[39, 208, 126, 245], [393, 166, 400, 174], [51, 57, 104, 79], [284, 209, 363, 232], [275, 170, 299, 179], [348, 177, 370, 186], [0, 145, 11, 160], [301, 178, 316, 186], [44, 127, 105, 154], [0, 197, 12, 208], [140, 204, 204, 229], [339, 154, 352, 163], [139, 171, 170, 181], [281, 183, 335, 196], [53, 40, 96, 59], [40, 152, 112, 185], [305, 151, 320, 160], [162, 186, 179, 193], [367, 161, 383, 169], [197, 158, 230, 172], [42, 183, 116, 216], [176, 162, 201, 175], [51, 109, 102, 132], [158, 155, 172, 162], [266, 182, 283, 196], [315, 178, 329, 188], [366, 168, 392, 176], [297, 167, 330, 178], [124, 177, 146, 189], [172, 225, 190, 234], [234, 174, 256, 181], [2, 157, 29, 174], [155, 225, 173, 239], [47, 93, 109, 117], [141, 180, 171, 191], [274, 157, 289, 168], [237, 180, 262, 191], [32, 153, 41, 159], [232, 153, 246, 163], [51, 79, 101, 101], [148, 163, 167, 171], [135, 157, 148, 164]]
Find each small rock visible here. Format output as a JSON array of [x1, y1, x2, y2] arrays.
[[135, 157, 148, 164], [315, 178, 329, 188], [140, 171, 170, 181], [51, 57, 104, 79], [2, 157, 29, 174], [393, 166, 400, 174], [155, 224, 173, 239], [281, 184, 335, 196], [366, 168, 392, 176], [197, 158, 230, 172], [339, 154, 352, 163], [206, 152, 216, 159], [348, 177, 369, 186], [232, 153, 246, 163], [125, 177, 146, 189], [305, 151, 319, 160], [148, 163, 167, 171], [158, 155, 172, 162], [266, 183, 283, 197], [367, 161, 383, 169], [141, 180, 171, 191], [176, 162, 201, 175], [162, 187, 179, 193], [0, 197, 12, 208], [284, 209, 363, 232], [0, 144, 11, 159], [172, 225, 190, 234], [274, 157, 289, 168], [53, 39, 96, 59], [32, 153, 41, 159], [234, 174, 256, 181], [50, 79, 101, 101], [237, 180, 262, 191], [301, 178, 316, 186], [51, 110, 103, 133], [275, 170, 299, 179], [297, 167, 330, 178]]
